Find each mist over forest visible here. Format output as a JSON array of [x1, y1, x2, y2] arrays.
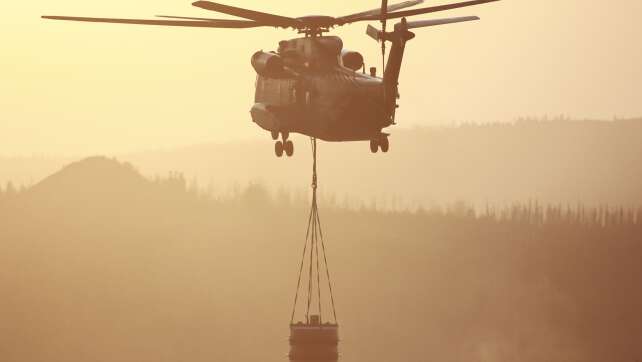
[[4, 0, 642, 358], [1, 153, 641, 362], [2, 118, 642, 209]]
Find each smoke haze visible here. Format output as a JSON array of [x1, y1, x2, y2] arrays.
[[1, 157, 641, 362], [2, 1, 642, 361]]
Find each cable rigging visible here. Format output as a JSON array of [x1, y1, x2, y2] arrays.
[[290, 137, 338, 325]]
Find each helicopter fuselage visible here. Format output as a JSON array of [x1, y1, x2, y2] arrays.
[[250, 36, 395, 143], [41, 0, 498, 156]]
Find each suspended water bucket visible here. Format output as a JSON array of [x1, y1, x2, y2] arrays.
[[289, 315, 339, 361]]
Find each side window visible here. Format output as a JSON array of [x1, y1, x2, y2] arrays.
[[278, 82, 282, 104], [290, 81, 296, 103], [295, 79, 305, 106]]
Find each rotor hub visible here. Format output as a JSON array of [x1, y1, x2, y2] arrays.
[[294, 16, 336, 36]]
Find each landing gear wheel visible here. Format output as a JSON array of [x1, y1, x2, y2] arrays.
[[380, 137, 389, 153], [271, 130, 279, 140], [275, 141, 284, 157], [284, 140, 294, 157], [370, 139, 379, 153], [281, 131, 289, 141]]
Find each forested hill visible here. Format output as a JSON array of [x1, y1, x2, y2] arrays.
[[1, 118, 642, 208], [1, 156, 641, 362]]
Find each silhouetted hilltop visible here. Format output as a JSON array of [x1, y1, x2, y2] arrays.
[[3, 157, 149, 227], [26, 156, 147, 201], [0, 156, 201, 238]]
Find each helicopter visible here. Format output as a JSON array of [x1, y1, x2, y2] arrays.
[[43, 0, 498, 157]]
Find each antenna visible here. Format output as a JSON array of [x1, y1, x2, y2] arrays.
[[381, 0, 388, 116], [381, 0, 388, 72]]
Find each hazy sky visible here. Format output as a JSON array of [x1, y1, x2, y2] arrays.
[[1, 0, 641, 155]]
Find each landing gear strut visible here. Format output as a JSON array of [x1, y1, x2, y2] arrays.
[[370, 136, 389, 153]]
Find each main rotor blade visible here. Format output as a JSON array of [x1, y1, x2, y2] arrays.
[[405, 15, 479, 28], [346, 0, 498, 23], [337, 0, 424, 22], [42, 15, 264, 28], [191, 1, 298, 28], [156, 15, 242, 22]]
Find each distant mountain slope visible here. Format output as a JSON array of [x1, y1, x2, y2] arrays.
[[27, 156, 147, 199], [8, 157, 149, 217], [2, 119, 642, 207], [0, 156, 198, 237], [126, 119, 642, 207]]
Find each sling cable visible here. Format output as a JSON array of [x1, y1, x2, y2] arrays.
[[288, 138, 339, 362]]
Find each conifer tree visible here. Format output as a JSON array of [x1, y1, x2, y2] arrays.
[[5, 181, 16, 198]]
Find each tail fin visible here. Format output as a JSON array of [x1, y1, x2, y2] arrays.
[[368, 16, 480, 118], [382, 20, 414, 116]]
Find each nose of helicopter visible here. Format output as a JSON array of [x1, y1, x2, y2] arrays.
[[250, 103, 280, 133]]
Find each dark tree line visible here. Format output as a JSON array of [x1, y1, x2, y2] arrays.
[[2, 172, 641, 230], [1, 157, 641, 362]]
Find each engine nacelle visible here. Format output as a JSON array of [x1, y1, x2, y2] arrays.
[[340, 50, 364, 71], [251, 51, 284, 77]]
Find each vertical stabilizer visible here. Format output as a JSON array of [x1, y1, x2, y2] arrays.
[[366, 15, 480, 119], [383, 19, 415, 118]]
